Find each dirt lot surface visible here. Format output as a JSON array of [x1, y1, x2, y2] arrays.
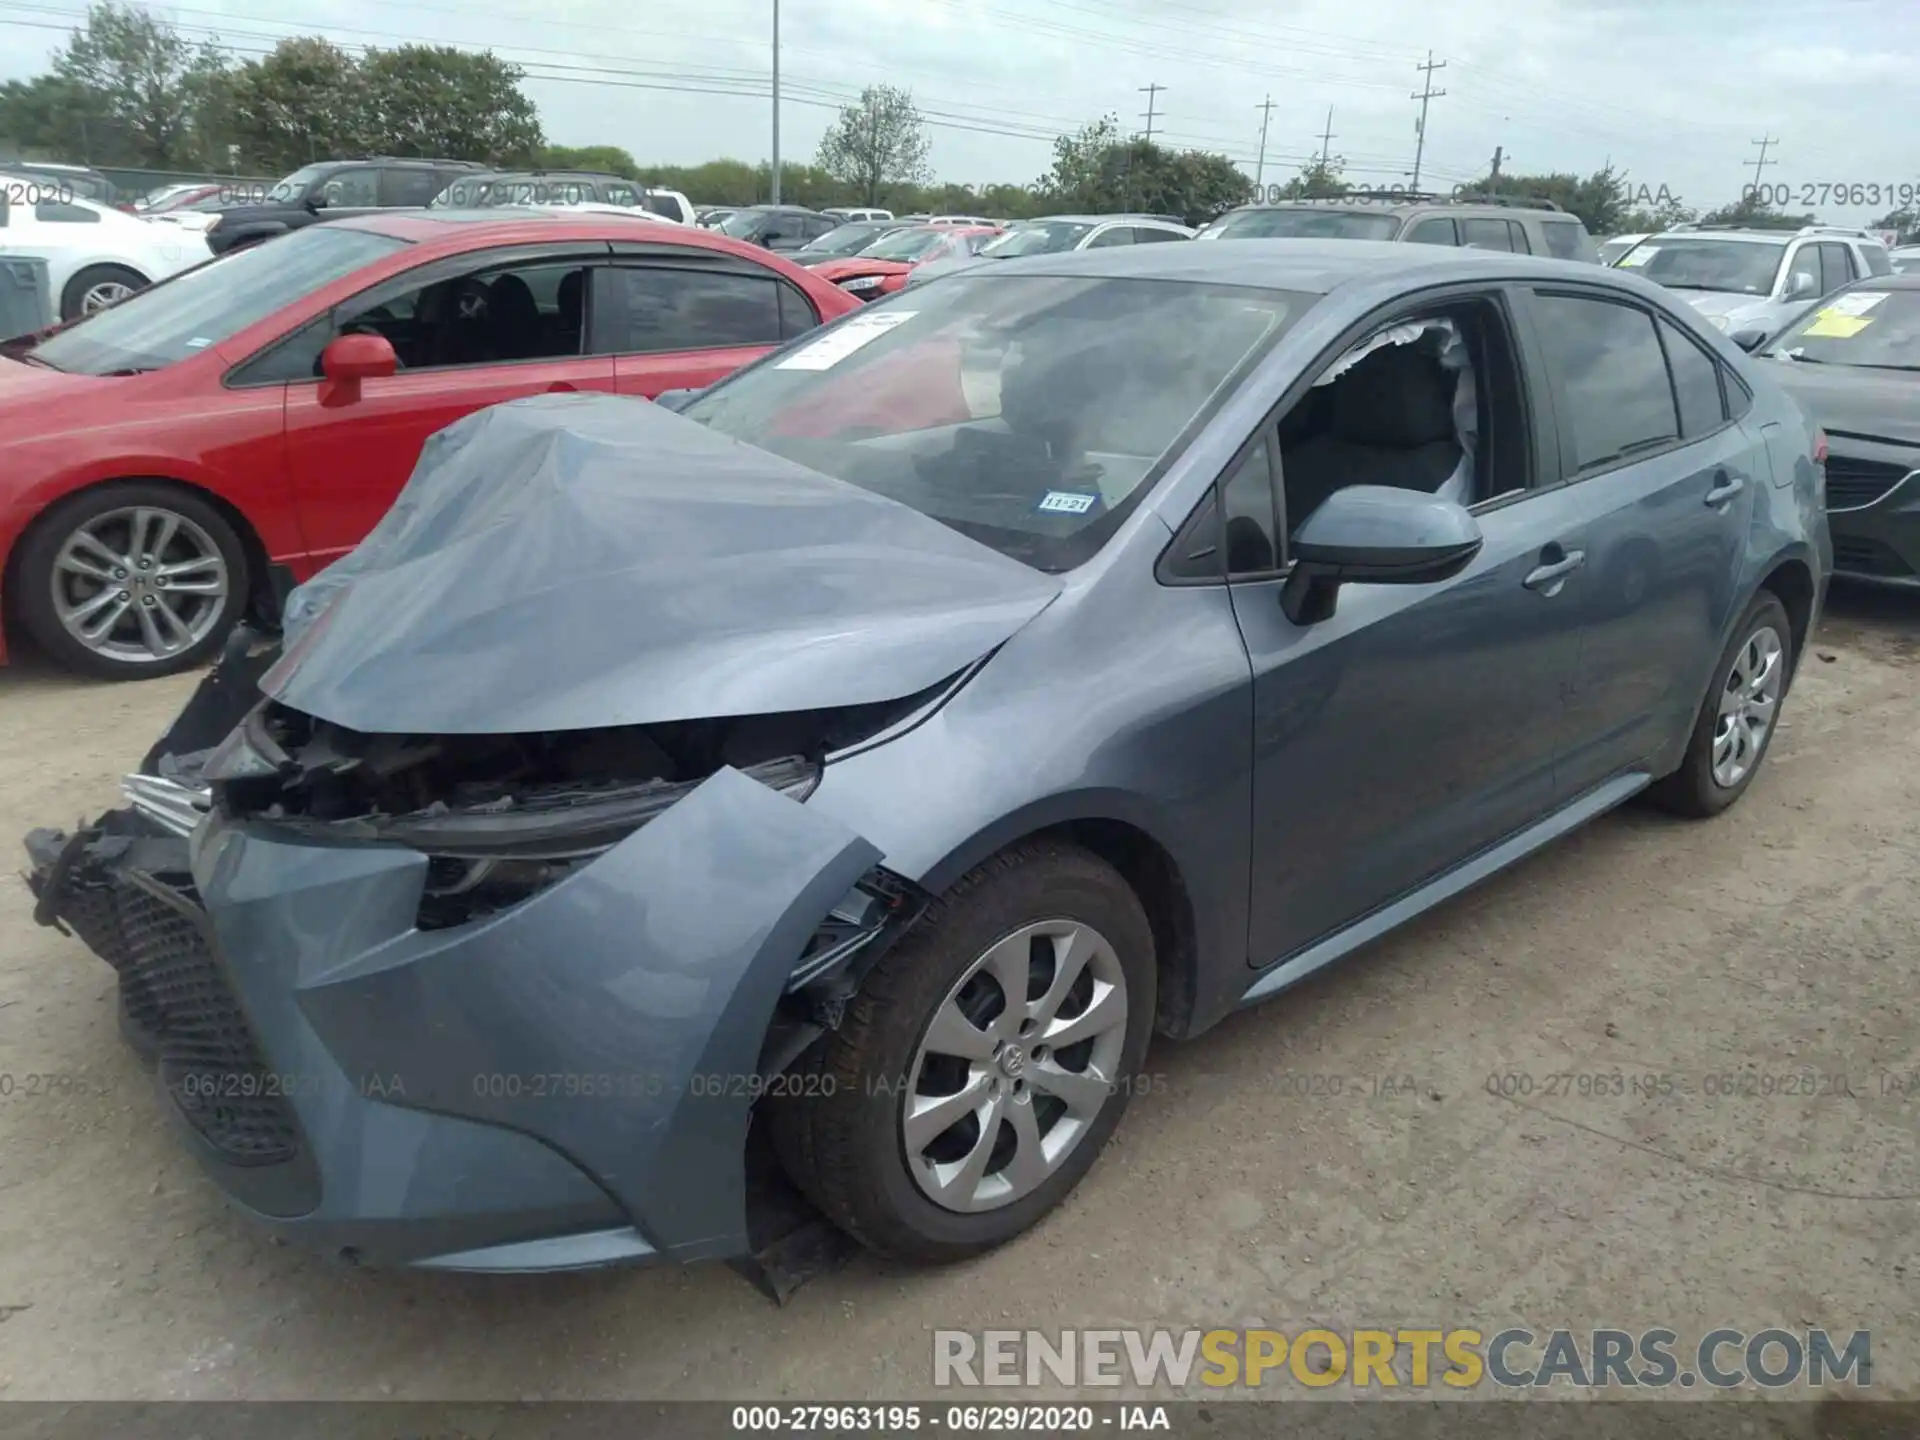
[[0, 588, 1916, 1405]]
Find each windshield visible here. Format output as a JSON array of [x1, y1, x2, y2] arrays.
[[802, 223, 893, 256], [861, 229, 954, 261], [263, 165, 331, 204], [719, 210, 771, 238], [1205, 208, 1400, 241], [1599, 238, 1640, 265], [1616, 238, 1785, 294], [31, 227, 406, 377], [981, 222, 1095, 257], [680, 275, 1305, 571], [1764, 287, 1920, 369]]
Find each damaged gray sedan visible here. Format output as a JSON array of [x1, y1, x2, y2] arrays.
[[26, 243, 1827, 1275]]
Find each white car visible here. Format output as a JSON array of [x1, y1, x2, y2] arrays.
[[0, 182, 212, 320], [823, 206, 894, 223], [529, 201, 680, 223]]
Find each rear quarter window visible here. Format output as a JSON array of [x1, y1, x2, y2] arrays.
[[1541, 220, 1592, 261]]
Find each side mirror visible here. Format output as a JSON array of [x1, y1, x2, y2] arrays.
[[651, 387, 702, 412], [1729, 328, 1768, 353], [320, 333, 398, 385], [305, 191, 330, 212], [1785, 270, 1817, 299], [1281, 485, 1484, 626]]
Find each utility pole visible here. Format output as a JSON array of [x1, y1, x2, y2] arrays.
[[1254, 94, 1276, 191], [1488, 144, 1503, 193], [770, 0, 782, 204], [1748, 135, 1778, 194], [1139, 83, 1165, 145], [1409, 49, 1446, 193], [1317, 106, 1336, 170]]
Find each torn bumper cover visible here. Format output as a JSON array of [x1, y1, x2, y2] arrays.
[[25, 769, 922, 1272]]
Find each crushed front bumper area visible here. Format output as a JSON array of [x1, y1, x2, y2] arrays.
[[25, 766, 907, 1274]]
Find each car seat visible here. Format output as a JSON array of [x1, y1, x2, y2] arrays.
[[486, 273, 543, 360], [1280, 340, 1463, 529]]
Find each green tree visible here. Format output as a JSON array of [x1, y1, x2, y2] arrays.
[[1697, 192, 1814, 230], [1870, 205, 1918, 243], [540, 144, 640, 177], [1280, 153, 1346, 200], [815, 85, 932, 207], [222, 38, 369, 173], [358, 46, 542, 164], [49, 2, 228, 166], [0, 74, 112, 163]]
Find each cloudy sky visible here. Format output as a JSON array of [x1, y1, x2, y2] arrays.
[[3, 0, 1917, 224]]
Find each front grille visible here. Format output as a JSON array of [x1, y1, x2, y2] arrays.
[[116, 880, 300, 1166], [1825, 455, 1912, 511], [1832, 535, 1915, 579]]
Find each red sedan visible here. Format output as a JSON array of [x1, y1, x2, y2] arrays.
[[0, 211, 860, 679], [810, 224, 1002, 300]]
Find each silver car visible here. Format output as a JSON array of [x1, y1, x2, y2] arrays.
[[1616, 225, 1895, 346], [906, 214, 1194, 289]]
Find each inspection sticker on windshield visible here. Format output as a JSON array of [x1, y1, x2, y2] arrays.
[[1038, 491, 1098, 515], [183, 337, 214, 349], [1825, 291, 1889, 318], [1617, 246, 1659, 267], [776, 311, 916, 370], [1802, 311, 1874, 339]]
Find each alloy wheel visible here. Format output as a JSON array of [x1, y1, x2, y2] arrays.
[[49, 505, 230, 666], [81, 280, 135, 313], [902, 919, 1128, 1213], [1711, 623, 1784, 788]]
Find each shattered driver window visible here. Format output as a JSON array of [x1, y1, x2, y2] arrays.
[[681, 276, 1306, 572]]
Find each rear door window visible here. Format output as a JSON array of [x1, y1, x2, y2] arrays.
[[379, 169, 441, 207], [1657, 317, 1728, 438], [1460, 218, 1516, 251], [594, 264, 785, 354], [1531, 292, 1680, 474], [1404, 216, 1458, 246], [1816, 242, 1855, 295]]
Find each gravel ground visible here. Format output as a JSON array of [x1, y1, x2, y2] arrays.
[[0, 586, 1915, 1404]]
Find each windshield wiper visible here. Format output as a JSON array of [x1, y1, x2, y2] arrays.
[[14, 351, 60, 371]]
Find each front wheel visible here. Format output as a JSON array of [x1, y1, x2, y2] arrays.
[[1647, 591, 1793, 817], [12, 482, 251, 680], [60, 264, 148, 321], [771, 840, 1157, 1264]]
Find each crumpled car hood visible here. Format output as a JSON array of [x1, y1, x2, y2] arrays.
[[265, 393, 1062, 735]]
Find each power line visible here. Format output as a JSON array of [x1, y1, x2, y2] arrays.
[[1409, 48, 1446, 191], [1749, 135, 1778, 193]]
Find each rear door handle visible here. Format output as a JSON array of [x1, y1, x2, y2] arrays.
[[1523, 550, 1586, 595], [1705, 470, 1746, 507]]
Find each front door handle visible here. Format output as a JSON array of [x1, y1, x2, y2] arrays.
[[1523, 549, 1586, 595], [1705, 470, 1746, 508]]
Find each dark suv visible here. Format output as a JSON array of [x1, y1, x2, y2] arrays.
[[713, 204, 842, 252], [1200, 193, 1600, 262], [204, 157, 488, 255], [430, 169, 643, 209]]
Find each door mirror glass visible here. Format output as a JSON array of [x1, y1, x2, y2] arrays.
[[320, 332, 398, 381], [1729, 327, 1768, 353], [1785, 268, 1817, 299], [1281, 485, 1483, 625]]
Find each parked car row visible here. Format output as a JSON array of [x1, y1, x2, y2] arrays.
[[20, 234, 1832, 1284]]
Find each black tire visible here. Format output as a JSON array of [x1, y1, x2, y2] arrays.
[[59, 263, 148, 322], [11, 481, 251, 681], [770, 840, 1157, 1266], [1646, 590, 1794, 818]]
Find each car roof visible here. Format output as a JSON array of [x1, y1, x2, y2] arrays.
[[334, 209, 752, 249], [1838, 271, 1920, 289], [1222, 199, 1571, 221], [963, 236, 1614, 294]]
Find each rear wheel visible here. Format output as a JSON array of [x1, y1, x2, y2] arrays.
[[60, 264, 148, 321], [770, 841, 1156, 1264], [12, 482, 250, 680], [1647, 591, 1793, 817]]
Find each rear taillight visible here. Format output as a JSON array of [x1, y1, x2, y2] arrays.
[[1813, 430, 1829, 465]]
